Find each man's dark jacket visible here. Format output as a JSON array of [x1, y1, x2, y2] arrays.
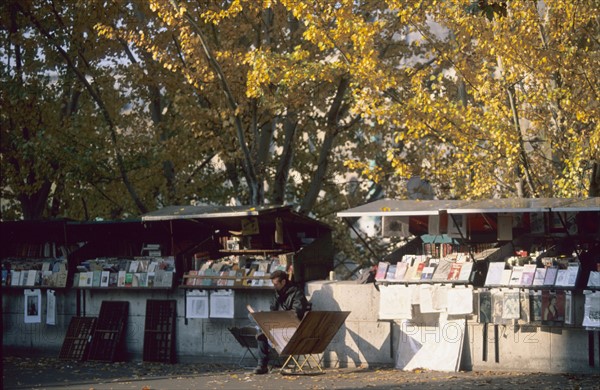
[[270, 283, 309, 320]]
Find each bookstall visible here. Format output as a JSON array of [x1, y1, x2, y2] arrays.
[[336, 197, 600, 374], [1, 207, 333, 363]]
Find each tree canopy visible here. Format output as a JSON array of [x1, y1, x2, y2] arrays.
[[1, 1, 598, 242]]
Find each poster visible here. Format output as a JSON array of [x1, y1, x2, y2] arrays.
[[378, 284, 412, 320], [46, 289, 56, 325], [24, 289, 41, 324], [185, 290, 209, 319], [210, 290, 235, 319]]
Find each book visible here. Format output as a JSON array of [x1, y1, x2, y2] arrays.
[[186, 270, 198, 286], [394, 262, 409, 281], [217, 271, 230, 287], [386, 265, 397, 280], [532, 267, 547, 286], [92, 270, 102, 287], [73, 273, 80, 287], [147, 272, 155, 287], [129, 260, 139, 273], [484, 262, 505, 286], [447, 263, 462, 281], [413, 262, 426, 280], [100, 271, 110, 287], [543, 267, 558, 286], [26, 270, 38, 286], [11, 271, 21, 286], [109, 272, 118, 287], [509, 266, 524, 286], [132, 273, 141, 287], [125, 273, 133, 287], [432, 258, 453, 281], [565, 263, 580, 287], [519, 264, 537, 287], [588, 271, 600, 288], [421, 266, 435, 280], [457, 262, 474, 282], [554, 269, 569, 287], [500, 269, 512, 286], [117, 270, 127, 287], [375, 262, 389, 281]]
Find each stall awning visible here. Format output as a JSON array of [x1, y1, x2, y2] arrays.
[[549, 197, 600, 212], [336, 198, 469, 217], [337, 197, 600, 218], [445, 198, 576, 214], [141, 204, 288, 221]]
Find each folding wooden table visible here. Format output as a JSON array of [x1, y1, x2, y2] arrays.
[[250, 310, 350, 373]]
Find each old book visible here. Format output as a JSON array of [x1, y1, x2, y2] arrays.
[[457, 262, 474, 282], [554, 269, 570, 287], [386, 265, 397, 280], [217, 271, 230, 286], [532, 267, 547, 286], [124, 272, 133, 287], [412, 262, 426, 280], [100, 271, 110, 287], [109, 272, 118, 287], [26, 270, 37, 286], [588, 271, 600, 288], [92, 270, 102, 287], [11, 271, 21, 286], [565, 263, 580, 287], [117, 270, 126, 287], [421, 266, 435, 280], [72, 273, 80, 287], [146, 272, 155, 287], [394, 262, 409, 281], [543, 267, 558, 286], [484, 262, 505, 286], [129, 260, 139, 273], [509, 266, 524, 286], [500, 269, 512, 286], [186, 270, 198, 286], [447, 263, 462, 281], [519, 264, 537, 287], [431, 258, 453, 281], [375, 262, 389, 281]]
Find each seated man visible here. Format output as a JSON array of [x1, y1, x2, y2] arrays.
[[248, 270, 309, 374]]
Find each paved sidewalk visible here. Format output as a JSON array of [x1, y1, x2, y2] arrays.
[[3, 356, 600, 390]]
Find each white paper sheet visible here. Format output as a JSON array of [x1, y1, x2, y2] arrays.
[[186, 290, 209, 319], [419, 285, 443, 313], [378, 284, 412, 320], [46, 289, 56, 325], [582, 291, 600, 328], [210, 290, 235, 318], [446, 287, 473, 315], [396, 319, 465, 372]]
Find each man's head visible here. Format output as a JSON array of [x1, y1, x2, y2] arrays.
[[270, 270, 288, 292]]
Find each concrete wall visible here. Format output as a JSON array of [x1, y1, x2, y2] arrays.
[[2, 288, 275, 364], [306, 280, 600, 374], [3, 282, 599, 374]]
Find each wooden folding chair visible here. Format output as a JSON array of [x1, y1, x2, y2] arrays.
[[228, 326, 259, 367]]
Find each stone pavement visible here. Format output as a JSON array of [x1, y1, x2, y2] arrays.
[[3, 356, 600, 390]]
